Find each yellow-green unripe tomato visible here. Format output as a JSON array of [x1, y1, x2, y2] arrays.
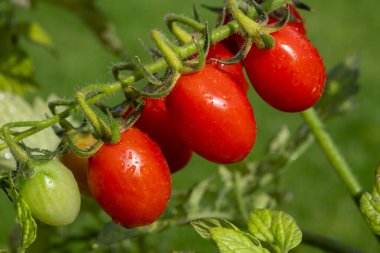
[[19, 160, 81, 226]]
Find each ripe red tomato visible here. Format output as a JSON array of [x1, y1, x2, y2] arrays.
[[222, 5, 306, 54], [166, 64, 256, 164], [134, 98, 192, 173], [88, 128, 172, 228], [268, 5, 306, 35], [207, 43, 249, 93], [243, 25, 326, 112]]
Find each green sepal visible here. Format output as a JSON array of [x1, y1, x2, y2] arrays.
[[65, 130, 103, 157]]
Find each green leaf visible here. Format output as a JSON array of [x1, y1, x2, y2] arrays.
[[191, 218, 240, 240], [360, 192, 380, 235], [267, 126, 290, 155], [210, 227, 270, 253], [186, 176, 213, 219], [42, 0, 124, 57], [248, 209, 302, 253], [0, 47, 38, 95], [316, 55, 360, 120], [9, 176, 37, 253], [16, 22, 55, 52]]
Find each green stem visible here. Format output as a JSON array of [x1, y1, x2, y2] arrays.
[[300, 108, 363, 204], [234, 172, 248, 221], [301, 108, 380, 244], [0, 1, 284, 152], [302, 230, 366, 253]]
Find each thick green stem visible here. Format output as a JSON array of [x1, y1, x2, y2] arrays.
[[302, 230, 366, 253], [301, 108, 380, 244], [300, 108, 363, 203]]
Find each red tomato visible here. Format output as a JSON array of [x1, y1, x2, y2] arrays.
[[243, 25, 326, 112], [268, 5, 306, 35], [88, 128, 172, 228], [222, 5, 306, 53], [207, 43, 249, 93], [134, 98, 192, 173], [166, 64, 256, 164]]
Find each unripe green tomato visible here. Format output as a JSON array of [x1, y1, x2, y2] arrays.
[[19, 160, 81, 226]]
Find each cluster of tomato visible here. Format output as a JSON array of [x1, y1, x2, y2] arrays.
[[20, 4, 326, 229]]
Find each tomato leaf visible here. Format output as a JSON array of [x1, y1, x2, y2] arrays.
[[16, 22, 55, 52], [0, 47, 38, 95], [247, 209, 302, 253], [360, 192, 380, 235], [191, 218, 240, 240], [316, 55, 360, 120], [9, 176, 37, 253], [186, 176, 214, 219], [210, 227, 270, 253]]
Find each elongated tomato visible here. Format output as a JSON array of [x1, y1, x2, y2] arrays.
[[166, 64, 256, 164]]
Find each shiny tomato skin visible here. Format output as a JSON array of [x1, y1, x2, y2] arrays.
[[134, 98, 192, 173], [222, 5, 306, 53], [88, 128, 172, 228], [243, 26, 326, 112], [166, 64, 256, 164], [268, 5, 306, 35], [207, 43, 249, 93]]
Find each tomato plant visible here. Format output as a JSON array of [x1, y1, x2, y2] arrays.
[[134, 98, 192, 173], [222, 4, 306, 53], [88, 128, 172, 228], [243, 25, 326, 112], [166, 64, 256, 164], [19, 160, 81, 226]]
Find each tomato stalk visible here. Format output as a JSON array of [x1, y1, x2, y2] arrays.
[[301, 108, 380, 243], [0, 0, 286, 153], [300, 108, 362, 202]]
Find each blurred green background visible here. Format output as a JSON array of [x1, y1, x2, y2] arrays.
[[1, 0, 380, 252]]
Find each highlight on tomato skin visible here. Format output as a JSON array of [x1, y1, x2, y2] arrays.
[[166, 64, 256, 164], [134, 98, 192, 173], [243, 25, 326, 113], [88, 128, 172, 228]]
